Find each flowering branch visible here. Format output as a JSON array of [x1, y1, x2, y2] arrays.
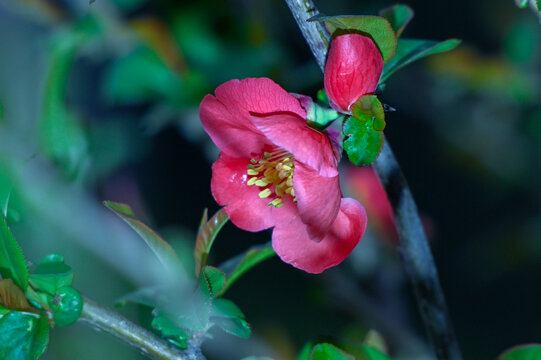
[[284, 0, 462, 359], [79, 297, 205, 360]]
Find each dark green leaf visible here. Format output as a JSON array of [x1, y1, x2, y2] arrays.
[[104, 201, 185, 276], [0, 280, 38, 314], [200, 266, 226, 298], [0, 311, 49, 360], [29, 254, 73, 296], [212, 298, 245, 319], [311, 15, 396, 63], [214, 316, 251, 339], [218, 242, 275, 296], [151, 315, 189, 349], [379, 5, 414, 38], [0, 217, 28, 290], [499, 344, 541, 360], [380, 38, 461, 83], [47, 286, 83, 327], [343, 97, 385, 166], [311, 343, 354, 360], [194, 208, 228, 277]]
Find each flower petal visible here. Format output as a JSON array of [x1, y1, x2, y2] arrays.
[[211, 153, 275, 232], [272, 198, 367, 273], [250, 113, 338, 177], [293, 161, 341, 241], [200, 78, 306, 157], [324, 34, 383, 113]]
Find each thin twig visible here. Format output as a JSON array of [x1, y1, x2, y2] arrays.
[[79, 297, 206, 360], [283, 0, 462, 359]]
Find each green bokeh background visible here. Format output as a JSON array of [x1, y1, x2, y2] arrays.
[[0, 0, 540, 359]]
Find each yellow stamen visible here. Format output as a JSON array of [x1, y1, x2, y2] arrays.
[[259, 188, 272, 198]]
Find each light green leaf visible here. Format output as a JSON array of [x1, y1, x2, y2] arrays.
[[311, 343, 354, 360], [359, 345, 394, 360], [515, 0, 530, 8], [343, 96, 385, 166], [310, 15, 397, 63], [380, 38, 461, 83], [104, 201, 185, 276], [212, 298, 245, 319], [194, 208, 228, 277], [218, 242, 275, 296], [379, 5, 414, 38], [214, 316, 251, 339], [0, 217, 28, 291], [499, 344, 541, 360], [29, 254, 73, 296], [0, 311, 49, 360], [298, 342, 314, 360], [151, 314, 189, 349], [363, 329, 389, 355]]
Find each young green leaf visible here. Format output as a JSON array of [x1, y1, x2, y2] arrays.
[[29, 254, 74, 296], [218, 242, 275, 296], [498, 344, 541, 360], [194, 208, 229, 277], [200, 266, 226, 298], [359, 345, 394, 360], [380, 38, 461, 83], [151, 314, 190, 349], [0, 280, 39, 314], [104, 201, 185, 276], [379, 5, 414, 38], [212, 298, 245, 319], [213, 316, 251, 339], [310, 15, 397, 63], [343, 96, 386, 167], [311, 343, 355, 360], [0, 217, 28, 291], [0, 311, 49, 360]]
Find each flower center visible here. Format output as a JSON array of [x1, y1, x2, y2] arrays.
[[246, 150, 296, 208]]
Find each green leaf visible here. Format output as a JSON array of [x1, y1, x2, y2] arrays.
[[343, 96, 385, 166], [151, 314, 190, 349], [40, 27, 90, 179], [104, 201, 185, 276], [0, 280, 39, 314], [47, 286, 83, 327], [379, 5, 414, 38], [499, 344, 541, 360], [194, 208, 228, 277], [29, 254, 74, 296], [359, 345, 394, 360], [0, 217, 28, 291], [311, 15, 397, 63], [212, 298, 245, 319], [200, 266, 226, 298], [380, 38, 461, 83], [311, 343, 355, 360], [218, 242, 275, 296], [214, 316, 251, 339], [241, 357, 275, 360], [0, 311, 50, 360], [298, 342, 314, 360], [363, 329, 388, 355], [515, 0, 530, 8]]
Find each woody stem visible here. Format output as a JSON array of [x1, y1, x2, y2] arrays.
[[283, 1, 462, 359]]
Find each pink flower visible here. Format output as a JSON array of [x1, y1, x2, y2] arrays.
[[200, 78, 367, 273], [324, 34, 384, 113]]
